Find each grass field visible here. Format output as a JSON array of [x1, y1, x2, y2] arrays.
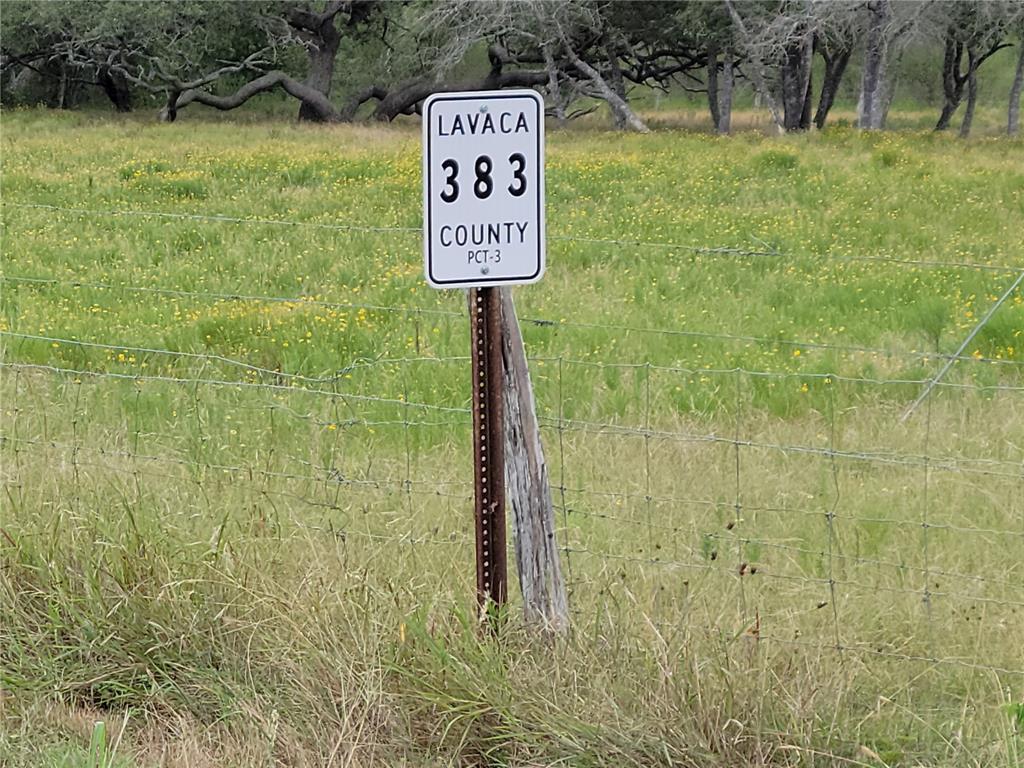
[[1, 109, 1024, 767]]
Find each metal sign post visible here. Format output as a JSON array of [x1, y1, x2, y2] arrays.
[[422, 89, 545, 618], [470, 286, 507, 613]]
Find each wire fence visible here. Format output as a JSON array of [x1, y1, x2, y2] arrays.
[[2, 199, 1023, 691]]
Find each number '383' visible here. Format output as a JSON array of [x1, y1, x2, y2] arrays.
[[439, 154, 527, 203]]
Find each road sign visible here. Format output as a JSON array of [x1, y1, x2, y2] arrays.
[[423, 89, 545, 289]]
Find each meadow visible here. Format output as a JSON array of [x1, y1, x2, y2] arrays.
[[1, 108, 1023, 767]]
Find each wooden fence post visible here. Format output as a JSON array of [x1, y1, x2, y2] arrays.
[[498, 288, 569, 632]]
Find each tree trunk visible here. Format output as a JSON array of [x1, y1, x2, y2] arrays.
[[284, 2, 349, 122], [499, 289, 569, 633], [859, 0, 890, 130], [814, 45, 851, 129], [936, 31, 964, 131], [1008, 43, 1024, 136], [604, 40, 627, 101], [781, 35, 813, 132], [707, 45, 721, 131], [718, 47, 734, 134], [99, 67, 132, 113], [597, 38, 641, 132], [800, 66, 813, 130], [298, 21, 342, 122], [877, 38, 911, 131], [724, 0, 784, 133], [564, 45, 649, 132], [6, 66, 38, 102], [55, 63, 68, 109], [935, 100, 958, 131], [959, 49, 979, 138], [868, 37, 901, 132], [878, 68, 897, 129], [542, 43, 569, 126]]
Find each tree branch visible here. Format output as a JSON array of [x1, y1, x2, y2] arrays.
[[286, 1, 348, 34], [339, 84, 388, 120], [163, 70, 341, 122], [158, 49, 270, 91], [724, 0, 785, 133], [371, 70, 549, 122]]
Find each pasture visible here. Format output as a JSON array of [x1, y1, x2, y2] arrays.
[[1, 109, 1023, 767]]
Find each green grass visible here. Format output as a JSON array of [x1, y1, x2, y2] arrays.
[[1, 110, 1023, 766]]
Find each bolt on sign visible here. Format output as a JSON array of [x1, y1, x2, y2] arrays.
[[422, 89, 546, 288]]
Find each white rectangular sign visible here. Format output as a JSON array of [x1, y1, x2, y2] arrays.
[[422, 89, 545, 289]]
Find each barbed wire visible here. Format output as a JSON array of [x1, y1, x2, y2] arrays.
[[536, 357, 1024, 384], [564, 541, 1024, 615], [550, 233, 1022, 274], [5, 273, 1022, 368], [632, 617, 1024, 678], [556, 504, 1023, 589], [0, 361, 469, 415], [1, 273, 464, 320], [0, 201, 419, 234], [556, 492, 1024, 540], [5, 361, 1022, 480], [757, 634, 1024, 677], [3, 434, 402, 491], [540, 416, 1024, 479], [1, 454, 472, 552], [4, 200, 1020, 273], [6, 333, 1024, 404], [558, 542, 1017, 612], [1, 331, 469, 383]]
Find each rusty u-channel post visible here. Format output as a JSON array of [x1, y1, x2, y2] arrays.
[[470, 286, 507, 617]]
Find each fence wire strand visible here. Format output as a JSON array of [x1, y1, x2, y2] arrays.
[[4, 200, 1020, 273], [5, 273, 1023, 368]]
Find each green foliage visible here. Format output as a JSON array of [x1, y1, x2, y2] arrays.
[[753, 147, 801, 171], [1006, 701, 1024, 728]]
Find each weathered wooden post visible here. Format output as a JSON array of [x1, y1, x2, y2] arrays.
[[500, 288, 569, 631]]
